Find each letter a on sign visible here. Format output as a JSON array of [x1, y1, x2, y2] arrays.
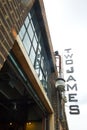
[[67, 75, 76, 82]]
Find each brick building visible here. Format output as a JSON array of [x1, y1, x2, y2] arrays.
[[0, 0, 68, 130]]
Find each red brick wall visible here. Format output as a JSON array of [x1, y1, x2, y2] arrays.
[[0, 0, 34, 70]]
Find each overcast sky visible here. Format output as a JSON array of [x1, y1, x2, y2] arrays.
[[43, 0, 87, 130]]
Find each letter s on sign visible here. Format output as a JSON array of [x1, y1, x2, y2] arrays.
[[69, 105, 80, 114]]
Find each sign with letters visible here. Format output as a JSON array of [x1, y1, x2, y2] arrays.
[[64, 48, 80, 115]]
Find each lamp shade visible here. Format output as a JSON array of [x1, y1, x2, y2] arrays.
[[55, 78, 65, 92]]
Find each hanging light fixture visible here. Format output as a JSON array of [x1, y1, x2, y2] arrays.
[[13, 102, 17, 110], [55, 78, 65, 92]]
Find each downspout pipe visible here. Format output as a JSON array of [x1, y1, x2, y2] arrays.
[[54, 51, 62, 78]]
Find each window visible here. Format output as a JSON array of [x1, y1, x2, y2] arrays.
[[23, 33, 31, 54], [29, 47, 35, 65], [19, 25, 26, 40], [27, 24, 34, 41], [32, 36, 37, 51], [25, 16, 29, 28], [18, 8, 50, 93]]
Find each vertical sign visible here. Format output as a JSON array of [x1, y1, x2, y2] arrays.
[[64, 48, 80, 115]]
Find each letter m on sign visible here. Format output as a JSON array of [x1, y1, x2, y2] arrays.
[[66, 83, 77, 91]]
